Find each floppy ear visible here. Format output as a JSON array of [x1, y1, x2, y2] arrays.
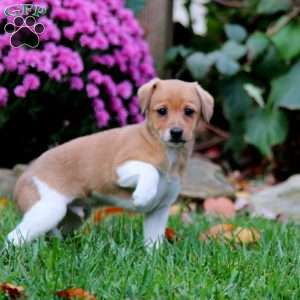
[[194, 83, 214, 123], [137, 78, 160, 113]]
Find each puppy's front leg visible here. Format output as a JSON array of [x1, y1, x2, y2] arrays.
[[144, 205, 170, 249], [117, 160, 159, 208]]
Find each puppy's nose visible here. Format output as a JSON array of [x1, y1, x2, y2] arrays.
[[170, 127, 183, 141]]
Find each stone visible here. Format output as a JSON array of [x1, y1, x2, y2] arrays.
[[251, 175, 300, 222], [0, 164, 27, 197], [0, 168, 17, 197], [180, 157, 235, 199]]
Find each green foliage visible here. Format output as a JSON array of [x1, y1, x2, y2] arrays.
[[245, 108, 288, 157], [126, 0, 145, 15], [167, 1, 300, 159], [270, 59, 300, 110]]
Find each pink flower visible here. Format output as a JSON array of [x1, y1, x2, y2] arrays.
[[117, 81, 132, 99], [118, 108, 128, 126], [23, 74, 40, 91], [0, 0, 156, 130], [14, 86, 27, 98], [0, 87, 8, 107], [95, 110, 109, 127], [70, 76, 84, 90], [93, 98, 105, 110], [86, 83, 99, 98], [88, 70, 103, 84]]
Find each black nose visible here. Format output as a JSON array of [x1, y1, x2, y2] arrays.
[[170, 127, 183, 141]]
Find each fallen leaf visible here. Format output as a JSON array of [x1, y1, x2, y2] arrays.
[[93, 207, 124, 223], [56, 288, 96, 300], [165, 227, 177, 242], [203, 197, 236, 218], [200, 224, 261, 245], [169, 204, 181, 215], [233, 227, 261, 244], [0, 283, 25, 299], [200, 223, 235, 241], [228, 171, 250, 191], [0, 197, 9, 213]]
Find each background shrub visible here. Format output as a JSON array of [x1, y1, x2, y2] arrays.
[[0, 0, 155, 167], [167, 0, 300, 178]]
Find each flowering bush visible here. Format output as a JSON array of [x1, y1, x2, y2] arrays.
[[0, 0, 155, 126], [0, 0, 155, 165]]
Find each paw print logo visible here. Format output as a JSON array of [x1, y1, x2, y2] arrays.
[[4, 16, 45, 48]]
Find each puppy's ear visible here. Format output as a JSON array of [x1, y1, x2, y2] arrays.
[[138, 78, 160, 113], [194, 83, 214, 123]]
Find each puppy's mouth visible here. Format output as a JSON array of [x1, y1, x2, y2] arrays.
[[167, 139, 187, 147]]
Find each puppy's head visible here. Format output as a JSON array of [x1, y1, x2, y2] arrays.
[[138, 78, 214, 147]]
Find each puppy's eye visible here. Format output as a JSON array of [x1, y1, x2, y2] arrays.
[[157, 107, 168, 116], [184, 107, 195, 117]]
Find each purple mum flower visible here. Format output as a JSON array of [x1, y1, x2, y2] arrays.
[[23, 74, 40, 91], [117, 81, 133, 99], [0, 0, 156, 129], [0, 87, 8, 107], [14, 85, 27, 98], [86, 83, 100, 98]]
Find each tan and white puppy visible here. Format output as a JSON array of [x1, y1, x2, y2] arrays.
[[7, 79, 214, 248]]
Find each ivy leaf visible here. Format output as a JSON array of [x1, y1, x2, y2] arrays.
[[166, 46, 191, 64], [216, 52, 240, 76], [224, 24, 247, 42], [270, 59, 300, 110], [243, 83, 265, 107], [222, 40, 247, 60], [271, 22, 300, 62], [218, 76, 253, 153], [245, 108, 288, 157], [186, 52, 214, 79], [257, 0, 291, 15], [253, 45, 286, 80], [246, 31, 269, 60], [126, 0, 145, 15]]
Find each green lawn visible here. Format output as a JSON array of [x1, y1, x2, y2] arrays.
[[1, 202, 300, 300]]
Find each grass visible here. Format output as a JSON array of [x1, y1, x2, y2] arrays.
[[1, 202, 300, 300]]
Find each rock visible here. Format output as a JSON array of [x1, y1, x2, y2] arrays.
[[251, 175, 300, 222], [13, 164, 28, 177], [180, 157, 235, 199], [0, 169, 17, 197], [0, 164, 27, 197]]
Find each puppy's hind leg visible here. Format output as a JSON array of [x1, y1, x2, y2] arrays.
[[7, 177, 72, 246]]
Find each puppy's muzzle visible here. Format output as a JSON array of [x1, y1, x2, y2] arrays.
[[170, 127, 185, 144]]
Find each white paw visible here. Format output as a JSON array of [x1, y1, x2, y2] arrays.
[[133, 186, 157, 208], [6, 229, 26, 247], [144, 237, 164, 251]]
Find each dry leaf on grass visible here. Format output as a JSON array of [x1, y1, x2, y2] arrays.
[[199, 223, 235, 241], [203, 197, 236, 218], [56, 288, 96, 300], [93, 207, 125, 223], [0, 197, 9, 213], [0, 283, 25, 299], [165, 227, 177, 242], [233, 227, 261, 244], [200, 223, 261, 245], [169, 204, 181, 215]]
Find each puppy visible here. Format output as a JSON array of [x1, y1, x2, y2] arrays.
[[7, 78, 214, 248]]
